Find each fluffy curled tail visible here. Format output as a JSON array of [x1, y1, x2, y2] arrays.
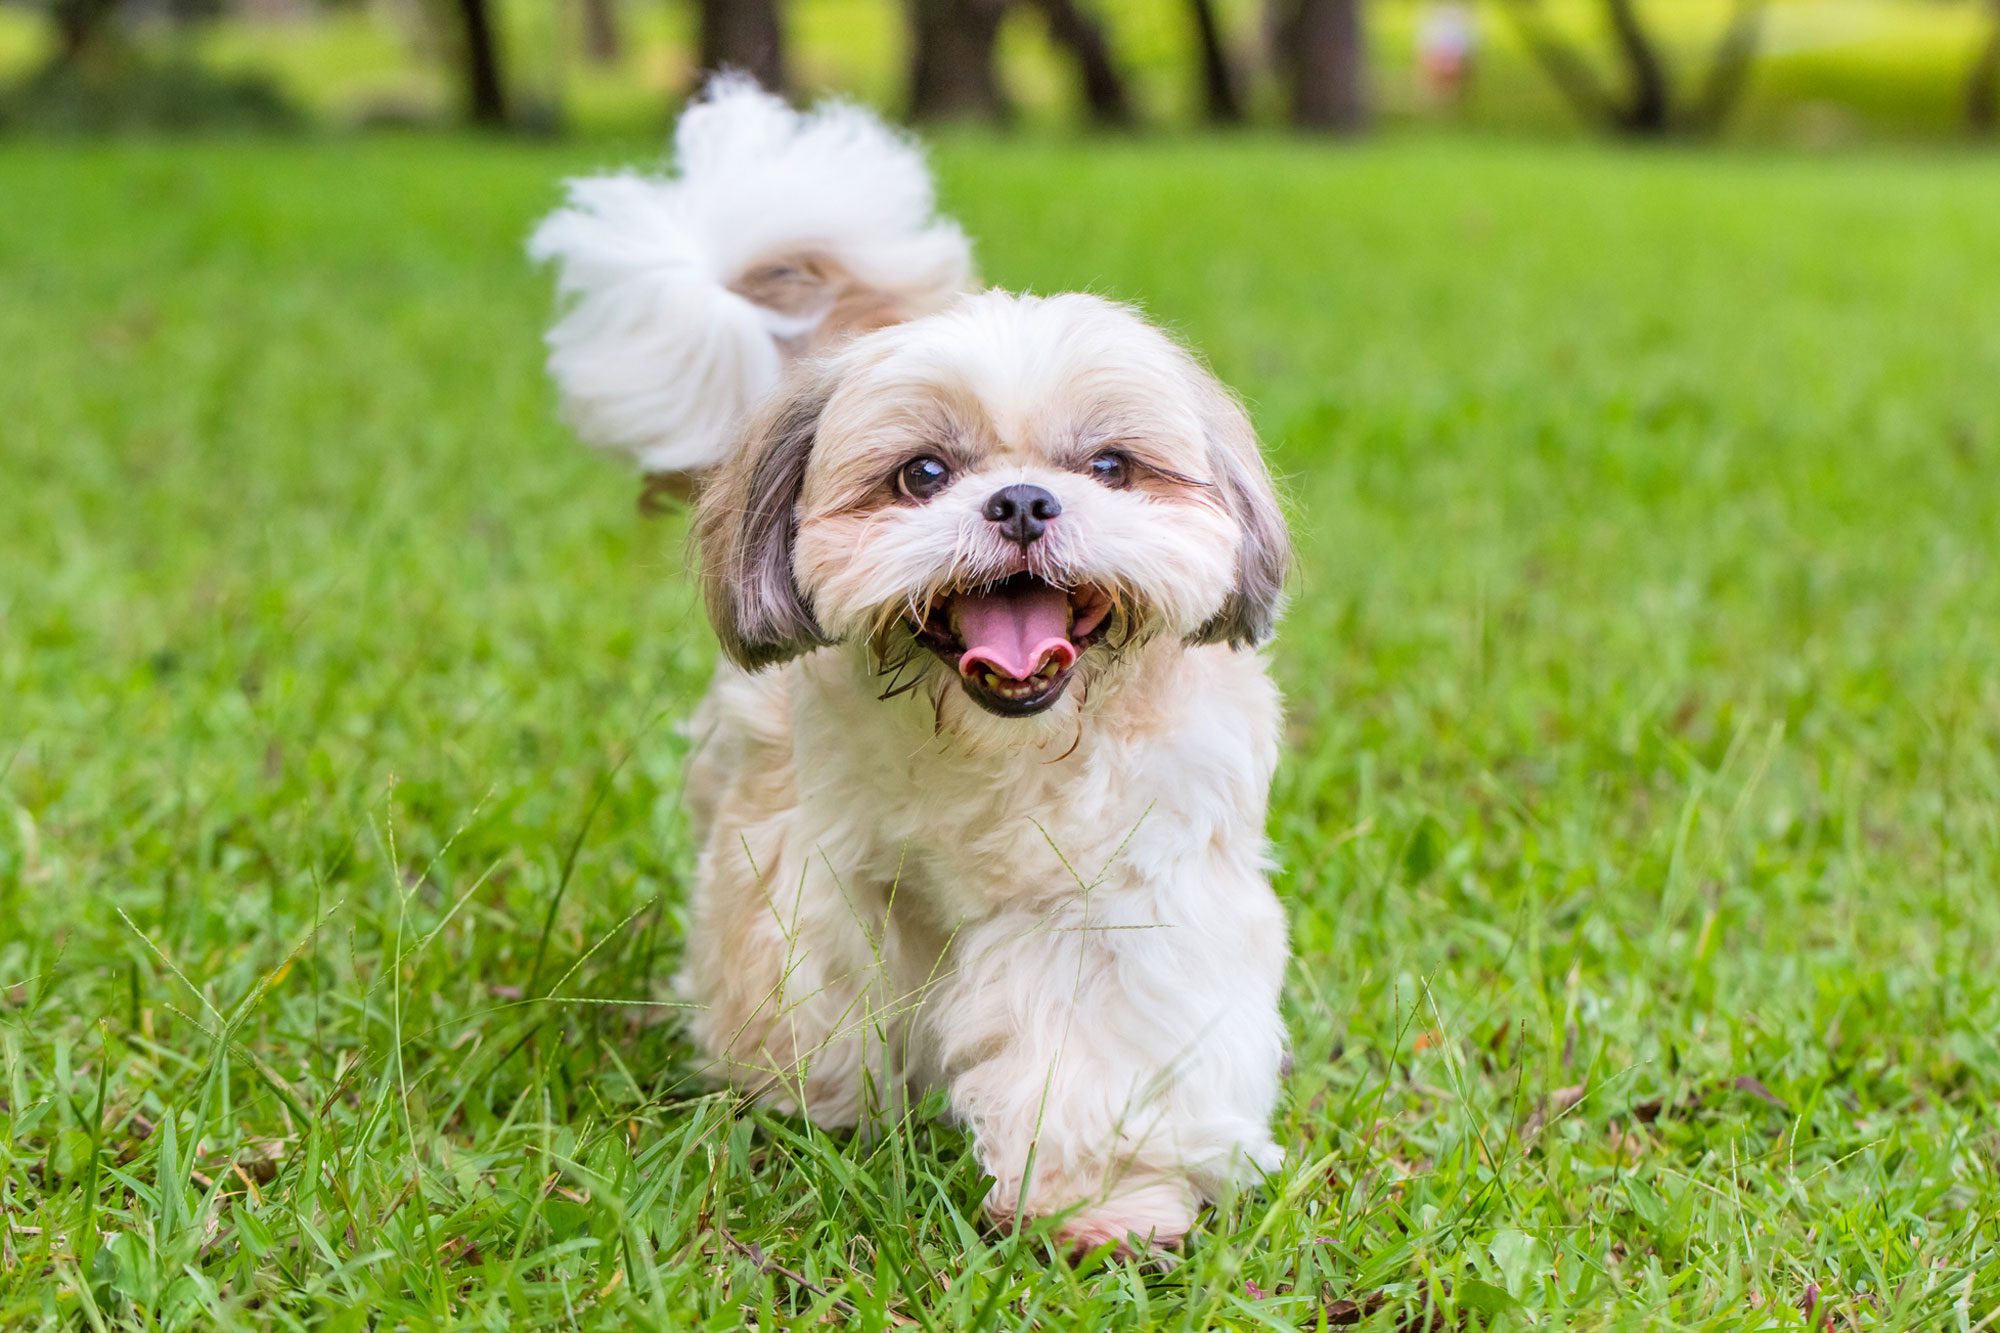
[[528, 76, 974, 477]]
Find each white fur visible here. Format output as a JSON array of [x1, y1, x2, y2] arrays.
[[700, 637, 1288, 1233], [534, 91, 1291, 1252], [795, 294, 1247, 649], [528, 76, 972, 472], [677, 290, 1292, 1250]]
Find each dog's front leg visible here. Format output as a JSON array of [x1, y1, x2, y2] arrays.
[[928, 877, 1288, 1251], [677, 818, 905, 1129]]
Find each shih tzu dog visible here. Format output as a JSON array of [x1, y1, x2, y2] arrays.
[[531, 78, 1290, 1250]]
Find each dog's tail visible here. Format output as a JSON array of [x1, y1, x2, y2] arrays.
[[528, 76, 973, 477]]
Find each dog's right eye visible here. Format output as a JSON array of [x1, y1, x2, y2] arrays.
[[897, 455, 952, 502]]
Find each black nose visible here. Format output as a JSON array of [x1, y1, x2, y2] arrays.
[[982, 484, 1062, 547]]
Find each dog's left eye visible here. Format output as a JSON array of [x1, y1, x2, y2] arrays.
[[897, 455, 952, 501], [1087, 450, 1131, 488]]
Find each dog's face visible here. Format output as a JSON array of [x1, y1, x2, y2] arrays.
[[696, 292, 1287, 718]]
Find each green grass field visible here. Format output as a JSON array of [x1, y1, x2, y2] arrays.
[[4, 133, 2000, 1328]]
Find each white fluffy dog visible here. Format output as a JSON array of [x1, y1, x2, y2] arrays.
[[531, 78, 1291, 1250]]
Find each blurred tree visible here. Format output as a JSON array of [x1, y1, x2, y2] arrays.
[[49, 0, 124, 69], [697, 0, 787, 92], [1278, 0, 1369, 133], [1971, 0, 2000, 134], [1023, 0, 1132, 126], [39, 0, 221, 64], [907, 0, 1131, 124], [451, 0, 508, 126], [909, 0, 1012, 120], [1497, 0, 1767, 137], [1188, 0, 1243, 124], [9, 0, 302, 129], [581, 0, 622, 66]]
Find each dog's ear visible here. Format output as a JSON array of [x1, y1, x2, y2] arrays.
[[695, 367, 836, 669], [1187, 375, 1290, 649]]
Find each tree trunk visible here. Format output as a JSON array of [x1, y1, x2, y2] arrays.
[[454, 0, 508, 127], [908, 0, 1011, 122], [51, 0, 122, 69], [1022, 0, 1133, 127], [1188, 0, 1242, 124], [1494, 0, 1618, 130], [1499, 0, 1770, 138], [1689, 0, 1766, 135], [1288, 0, 1369, 134], [1603, 0, 1671, 135], [580, 0, 622, 65], [1970, 0, 2000, 136], [697, 0, 787, 93]]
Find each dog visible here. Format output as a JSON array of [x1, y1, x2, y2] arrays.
[[531, 77, 1291, 1251]]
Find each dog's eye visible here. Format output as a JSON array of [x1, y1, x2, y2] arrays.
[[1087, 450, 1131, 488], [897, 455, 952, 501]]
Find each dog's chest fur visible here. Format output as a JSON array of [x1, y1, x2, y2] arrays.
[[782, 637, 1282, 930]]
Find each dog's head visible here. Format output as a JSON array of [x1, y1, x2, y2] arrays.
[[695, 292, 1288, 718]]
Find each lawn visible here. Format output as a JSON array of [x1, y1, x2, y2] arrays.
[[3, 131, 2000, 1328]]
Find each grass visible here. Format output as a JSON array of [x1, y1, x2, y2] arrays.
[[3, 131, 2000, 1328]]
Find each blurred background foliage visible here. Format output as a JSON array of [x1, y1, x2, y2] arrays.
[[0, 0, 1995, 143]]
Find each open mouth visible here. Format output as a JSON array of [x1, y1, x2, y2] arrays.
[[909, 573, 1114, 717]]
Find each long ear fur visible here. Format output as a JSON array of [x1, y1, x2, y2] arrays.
[[1188, 376, 1290, 648], [695, 366, 836, 669]]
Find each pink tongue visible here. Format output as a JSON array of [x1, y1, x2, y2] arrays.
[[953, 585, 1076, 681]]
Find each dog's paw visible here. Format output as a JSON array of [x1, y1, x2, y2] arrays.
[[1046, 1176, 1199, 1256]]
